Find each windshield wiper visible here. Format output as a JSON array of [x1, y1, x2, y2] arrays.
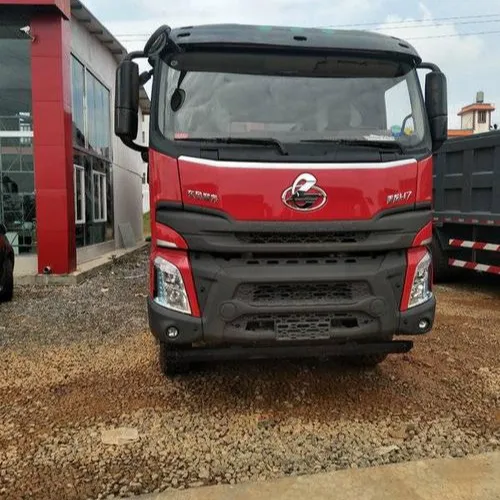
[[301, 139, 403, 153], [179, 137, 288, 155]]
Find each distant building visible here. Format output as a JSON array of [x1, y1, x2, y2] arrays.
[[448, 91, 496, 138], [0, 0, 150, 275]]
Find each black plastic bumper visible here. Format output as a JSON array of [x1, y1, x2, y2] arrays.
[[148, 298, 203, 344], [148, 294, 436, 346], [398, 296, 436, 335]]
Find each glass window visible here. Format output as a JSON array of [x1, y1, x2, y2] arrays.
[[70, 58, 114, 248], [92, 171, 107, 223], [74, 165, 85, 224], [86, 73, 95, 150], [71, 56, 86, 147], [71, 59, 111, 159], [86, 71, 111, 158], [0, 23, 35, 254], [385, 79, 415, 136], [158, 55, 429, 151]]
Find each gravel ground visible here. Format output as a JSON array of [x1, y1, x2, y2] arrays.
[[0, 248, 499, 500]]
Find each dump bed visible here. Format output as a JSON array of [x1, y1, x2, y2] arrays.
[[433, 131, 500, 224]]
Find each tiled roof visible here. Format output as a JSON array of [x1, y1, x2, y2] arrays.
[[458, 103, 495, 116], [448, 129, 474, 137]]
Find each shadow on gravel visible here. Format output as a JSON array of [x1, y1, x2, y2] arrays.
[[436, 269, 500, 297], [167, 355, 425, 422]]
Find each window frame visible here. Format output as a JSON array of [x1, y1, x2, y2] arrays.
[[71, 54, 112, 161], [92, 170, 107, 223], [478, 110, 487, 124], [156, 62, 430, 153], [74, 164, 86, 225]]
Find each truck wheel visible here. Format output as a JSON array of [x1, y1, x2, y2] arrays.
[[0, 259, 14, 302], [343, 353, 388, 368], [431, 236, 454, 282], [159, 343, 191, 377]]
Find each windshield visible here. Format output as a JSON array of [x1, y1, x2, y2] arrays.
[[157, 54, 429, 150]]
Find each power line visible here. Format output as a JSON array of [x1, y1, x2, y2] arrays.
[[113, 13, 500, 39], [320, 12, 500, 28], [372, 17, 500, 31], [406, 28, 500, 40], [118, 28, 500, 44], [117, 17, 500, 39]]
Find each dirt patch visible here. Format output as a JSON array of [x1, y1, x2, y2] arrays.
[[0, 251, 498, 499]]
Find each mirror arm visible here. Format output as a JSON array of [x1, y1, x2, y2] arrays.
[[124, 50, 145, 62], [122, 136, 148, 156], [139, 70, 154, 86], [419, 62, 442, 72]]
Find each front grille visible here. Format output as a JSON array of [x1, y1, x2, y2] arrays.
[[227, 312, 375, 341], [236, 232, 369, 245], [209, 253, 381, 267], [235, 282, 370, 305]]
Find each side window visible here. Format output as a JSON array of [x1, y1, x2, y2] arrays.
[[74, 165, 85, 224], [92, 171, 107, 223], [385, 80, 414, 135]]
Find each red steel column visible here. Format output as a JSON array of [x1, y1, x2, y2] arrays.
[[31, 10, 76, 274]]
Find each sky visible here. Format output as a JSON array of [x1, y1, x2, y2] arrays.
[[83, 0, 500, 128]]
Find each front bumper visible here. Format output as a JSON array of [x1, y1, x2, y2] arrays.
[[149, 297, 435, 345], [148, 250, 436, 346]]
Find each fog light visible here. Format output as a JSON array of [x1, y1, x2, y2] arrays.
[[418, 319, 429, 330], [167, 326, 179, 339]]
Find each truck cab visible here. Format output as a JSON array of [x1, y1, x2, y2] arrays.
[[115, 24, 447, 376]]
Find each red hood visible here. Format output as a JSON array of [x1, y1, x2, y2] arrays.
[[174, 156, 431, 221]]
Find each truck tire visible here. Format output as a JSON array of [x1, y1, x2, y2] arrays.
[[431, 236, 454, 282], [159, 343, 191, 377], [343, 353, 388, 368], [0, 258, 14, 302]]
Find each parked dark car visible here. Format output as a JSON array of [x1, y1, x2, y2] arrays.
[[0, 223, 14, 302]]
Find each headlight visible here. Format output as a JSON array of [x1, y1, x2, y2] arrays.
[[154, 256, 191, 315], [408, 251, 433, 309]]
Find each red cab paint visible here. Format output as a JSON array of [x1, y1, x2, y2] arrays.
[[415, 156, 433, 204], [412, 221, 433, 247], [178, 156, 420, 221]]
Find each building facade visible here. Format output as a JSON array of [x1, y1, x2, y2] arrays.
[[0, 0, 149, 275], [448, 92, 496, 138]]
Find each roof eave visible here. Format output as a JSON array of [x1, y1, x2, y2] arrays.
[[70, 0, 150, 115]]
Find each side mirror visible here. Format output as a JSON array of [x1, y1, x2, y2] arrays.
[[0, 223, 6, 235], [115, 60, 140, 141], [425, 71, 448, 150]]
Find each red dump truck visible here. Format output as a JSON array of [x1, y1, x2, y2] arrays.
[[115, 24, 448, 376]]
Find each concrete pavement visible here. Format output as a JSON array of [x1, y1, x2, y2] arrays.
[[139, 452, 500, 500], [15, 242, 147, 285]]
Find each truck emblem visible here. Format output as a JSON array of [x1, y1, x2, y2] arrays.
[[387, 190, 413, 205], [282, 173, 327, 212], [187, 189, 219, 204]]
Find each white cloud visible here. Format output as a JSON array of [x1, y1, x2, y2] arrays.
[[137, 0, 386, 28], [377, 3, 498, 128], [104, 0, 386, 46]]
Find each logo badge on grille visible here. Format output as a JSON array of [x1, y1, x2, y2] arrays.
[[282, 173, 327, 212]]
